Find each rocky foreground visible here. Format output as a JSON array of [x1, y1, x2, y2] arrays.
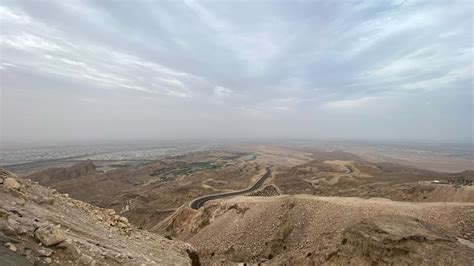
[[0, 169, 199, 265]]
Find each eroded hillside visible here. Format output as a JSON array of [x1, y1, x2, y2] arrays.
[[0, 169, 198, 265], [157, 195, 474, 265], [274, 160, 474, 202], [9, 146, 474, 265], [26, 151, 262, 229]]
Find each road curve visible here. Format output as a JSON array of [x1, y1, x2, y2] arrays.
[[189, 167, 272, 209]]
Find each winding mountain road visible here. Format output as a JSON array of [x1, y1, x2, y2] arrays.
[[189, 167, 272, 209]]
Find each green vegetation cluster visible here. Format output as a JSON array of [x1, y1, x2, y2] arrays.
[[150, 161, 226, 182]]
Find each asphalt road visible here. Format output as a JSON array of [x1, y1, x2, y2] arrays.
[[189, 167, 272, 209]]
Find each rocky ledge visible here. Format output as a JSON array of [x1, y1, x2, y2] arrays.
[[0, 169, 199, 265]]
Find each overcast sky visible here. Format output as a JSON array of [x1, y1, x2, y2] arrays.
[[1, 0, 472, 144]]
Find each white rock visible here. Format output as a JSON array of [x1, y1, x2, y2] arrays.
[[4, 178, 20, 190], [5, 243, 17, 252], [35, 224, 67, 246], [38, 248, 53, 257]]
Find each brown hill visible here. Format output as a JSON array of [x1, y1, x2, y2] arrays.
[[156, 195, 474, 265], [310, 149, 366, 161], [27, 160, 98, 186], [20, 154, 474, 237], [274, 160, 474, 202], [23, 152, 262, 229]]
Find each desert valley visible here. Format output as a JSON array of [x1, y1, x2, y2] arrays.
[[1, 142, 473, 265]]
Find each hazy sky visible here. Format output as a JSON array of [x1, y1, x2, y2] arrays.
[[1, 0, 472, 144]]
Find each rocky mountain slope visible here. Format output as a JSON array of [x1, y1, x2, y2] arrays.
[[0, 169, 198, 265], [27, 160, 98, 186], [156, 195, 474, 265], [11, 148, 474, 265], [25, 153, 262, 229], [274, 160, 474, 202]]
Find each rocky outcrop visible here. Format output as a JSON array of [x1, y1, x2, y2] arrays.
[[0, 168, 196, 265], [246, 185, 280, 197], [3, 177, 20, 190], [330, 215, 474, 265], [27, 160, 98, 186], [34, 224, 67, 246]]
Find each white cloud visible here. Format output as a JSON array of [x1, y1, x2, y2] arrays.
[[1, 11, 198, 98], [0, 63, 17, 70], [2, 32, 67, 52], [338, 5, 439, 59], [320, 96, 378, 110], [0, 6, 31, 24], [1, 0, 472, 142], [398, 66, 472, 91], [213, 86, 233, 97], [184, 0, 230, 32]]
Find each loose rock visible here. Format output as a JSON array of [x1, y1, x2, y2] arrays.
[[4, 178, 20, 190], [5, 242, 17, 252], [79, 254, 93, 265], [35, 224, 66, 246]]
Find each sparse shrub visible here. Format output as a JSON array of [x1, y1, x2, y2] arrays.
[[0, 210, 8, 220], [341, 238, 348, 245]]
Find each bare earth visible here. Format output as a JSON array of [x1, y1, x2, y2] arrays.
[[2, 143, 473, 265], [157, 195, 474, 265]]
